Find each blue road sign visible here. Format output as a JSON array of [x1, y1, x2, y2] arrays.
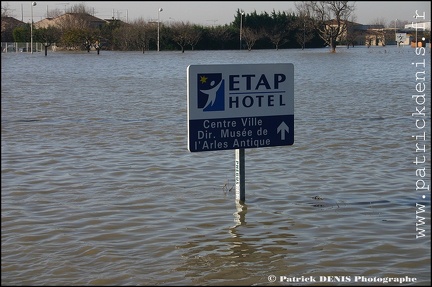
[[187, 63, 294, 152]]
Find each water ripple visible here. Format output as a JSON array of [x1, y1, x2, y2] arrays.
[[2, 47, 430, 286]]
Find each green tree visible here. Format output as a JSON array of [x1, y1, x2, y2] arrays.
[[100, 19, 123, 50], [33, 26, 61, 56], [61, 28, 84, 50], [13, 23, 30, 42]]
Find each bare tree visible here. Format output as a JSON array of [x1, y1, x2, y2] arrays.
[[344, 21, 360, 47], [265, 25, 289, 50], [46, 8, 63, 19], [295, 1, 356, 53], [339, 14, 362, 48], [388, 19, 409, 29], [242, 27, 262, 51], [369, 17, 386, 27], [208, 25, 233, 49], [171, 21, 193, 53], [66, 3, 93, 15], [294, 12, 315, 49], [187, 25, 202, 50], [1, 2, 13, 17], [131, 18, 153, 53]]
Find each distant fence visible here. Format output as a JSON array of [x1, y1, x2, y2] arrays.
[[1, 42, 49, 53]]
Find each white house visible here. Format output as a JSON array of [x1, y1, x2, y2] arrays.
[[404, 21, 431, 31]]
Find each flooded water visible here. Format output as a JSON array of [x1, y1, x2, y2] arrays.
[[1, 46, 431, 286]]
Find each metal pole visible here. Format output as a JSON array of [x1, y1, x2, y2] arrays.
[[31, 2, 36, 54], [235, 148, 245, 203], [158, 8, 163, 51]]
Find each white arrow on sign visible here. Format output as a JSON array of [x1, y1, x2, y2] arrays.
[[277, 121, 289, 140]]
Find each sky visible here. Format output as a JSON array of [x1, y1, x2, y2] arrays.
[[2, 1, 431, 26]]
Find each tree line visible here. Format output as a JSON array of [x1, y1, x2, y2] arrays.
[[5, 1, 363, 54]]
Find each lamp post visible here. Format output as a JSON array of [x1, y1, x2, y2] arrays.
[[239, 10, 244, 50], [157, 8, 163, 51], [31, 1, 37, 54]]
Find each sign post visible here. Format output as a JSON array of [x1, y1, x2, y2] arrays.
[[395, 33, 407, 46], [187, 63, 294, 203], [235, 148, 245, 202]]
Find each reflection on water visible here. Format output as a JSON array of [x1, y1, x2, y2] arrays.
[[1, 47, 431, 285], [176, 201, 299, 286], [232, 201, 248, 228]]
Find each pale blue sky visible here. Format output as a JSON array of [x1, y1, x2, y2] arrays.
[[3, 1, 431, 26]]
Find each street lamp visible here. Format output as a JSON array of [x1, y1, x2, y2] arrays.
[[239, 10, 244, 50], [157, 8, 163, 51], [31, 1, 37, 54]]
